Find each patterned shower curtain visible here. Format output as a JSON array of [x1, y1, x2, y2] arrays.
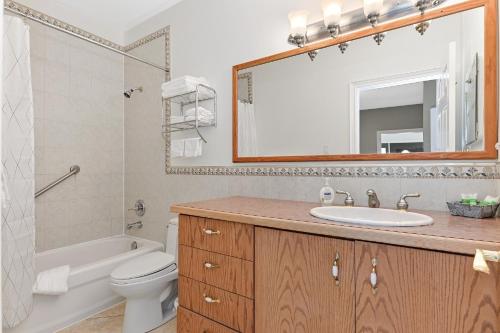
[[2, 15, 35, 328]]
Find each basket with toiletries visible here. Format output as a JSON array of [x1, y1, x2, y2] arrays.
[[447, 194, 499, 219]]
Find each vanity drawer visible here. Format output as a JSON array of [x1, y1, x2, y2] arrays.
[[179, 276, 254, 333], [179, 245, 254, 298], [179, 215, 254, 261], [177, 307, 238, 333]]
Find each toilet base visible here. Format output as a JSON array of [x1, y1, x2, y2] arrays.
[[122, 295, 176, 333]]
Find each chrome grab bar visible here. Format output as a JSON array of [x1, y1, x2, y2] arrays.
[[35, 165, 81, 198]]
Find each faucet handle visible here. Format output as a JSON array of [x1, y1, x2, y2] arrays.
[[397, 193, 420, 211], [336, 190, 354, 207], [366, 189, 380, 208]]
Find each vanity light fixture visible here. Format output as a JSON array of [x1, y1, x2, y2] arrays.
[[412, 0, 431, 14], [364, 0, 384, 26], [322, 0, 342, 38], [338, 42, 349, 53], [288, 10, 318, 61], [414, 20, 431, 35], [373, 32, 386, 45], [288, 10, 309, 47]]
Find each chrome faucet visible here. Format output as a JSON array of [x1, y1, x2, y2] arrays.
[[127, 221, 143, 230], [336, 190, 354, 207], [366, 189, 380, 208], [396, 193, 421, 211]]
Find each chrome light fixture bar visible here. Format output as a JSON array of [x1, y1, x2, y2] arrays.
[[286, 0, 446, 56]]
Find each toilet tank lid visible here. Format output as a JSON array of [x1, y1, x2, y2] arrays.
[[111, 252, 175, 280]]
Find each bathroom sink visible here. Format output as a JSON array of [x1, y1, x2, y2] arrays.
[[310, 206, 433, 227]]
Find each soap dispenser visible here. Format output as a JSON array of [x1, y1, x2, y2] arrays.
[[320, 178, 335, 206]]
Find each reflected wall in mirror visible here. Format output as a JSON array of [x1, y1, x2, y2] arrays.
[[234, 3, 497, 162]]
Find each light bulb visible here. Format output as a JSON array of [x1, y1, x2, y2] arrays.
[[322, 0, 342, 27], [363, 0, 384, 17], [288, 10, 309, 37]]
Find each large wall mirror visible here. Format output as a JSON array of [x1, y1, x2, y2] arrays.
[[233, 1, 497, 162]]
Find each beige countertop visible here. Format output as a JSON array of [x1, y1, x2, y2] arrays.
[[171, 196, 500, 255]]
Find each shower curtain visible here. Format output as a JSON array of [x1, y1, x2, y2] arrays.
[[237, 100, 258, 156], [2, 15, 35, 328]]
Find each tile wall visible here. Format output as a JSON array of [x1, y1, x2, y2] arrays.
[[30, 22, 125, 251]]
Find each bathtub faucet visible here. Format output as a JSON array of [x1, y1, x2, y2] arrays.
[[127, 221, 143, 230]]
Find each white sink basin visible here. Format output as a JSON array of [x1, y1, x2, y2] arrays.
[[310, 206, 433, 227]]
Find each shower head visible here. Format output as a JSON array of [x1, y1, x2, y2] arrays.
[[124, 86, 143, 98]]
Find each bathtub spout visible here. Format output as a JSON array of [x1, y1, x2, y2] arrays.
[[127, 221, 143, 230]]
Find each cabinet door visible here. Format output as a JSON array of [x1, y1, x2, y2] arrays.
[[255, 227, 355, 333], [355, 241, 500, 333]]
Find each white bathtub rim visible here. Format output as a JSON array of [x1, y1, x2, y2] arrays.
[[36, 235, 164, 289]]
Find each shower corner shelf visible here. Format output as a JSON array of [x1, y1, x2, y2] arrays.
[[162, 84, 217, 143]]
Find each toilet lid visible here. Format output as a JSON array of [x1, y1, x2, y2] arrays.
[[111, 252, 176, 280]]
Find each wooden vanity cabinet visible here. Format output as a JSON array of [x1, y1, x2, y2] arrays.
[[255, 227, 356, 333], [355, 241, 500, 333], [177, 213, 500, 333], [254, 229, 500, 333]]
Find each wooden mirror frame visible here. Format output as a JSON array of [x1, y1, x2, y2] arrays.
[[232, 0, 497, 163]]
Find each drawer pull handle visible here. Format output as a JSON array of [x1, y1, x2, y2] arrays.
[[202, 228, 221, 235], [370, 258, 378, 295], [473, 249, 500, 274], [332, 252, 340, 286], [203, 294, 221, 304], [204, 262, 220, 269]]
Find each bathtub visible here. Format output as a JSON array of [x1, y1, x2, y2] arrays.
[[6, 235, 163, 333]]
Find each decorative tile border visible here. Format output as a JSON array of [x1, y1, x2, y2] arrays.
[[5, 0, 124, 51], [166, 164, 499, 179], [124, 27, 170, 52]]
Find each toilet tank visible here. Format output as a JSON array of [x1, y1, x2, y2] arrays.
[[166, 217, 178, 261]]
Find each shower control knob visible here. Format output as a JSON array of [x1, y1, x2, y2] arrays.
[[128, 200, 146, 216]]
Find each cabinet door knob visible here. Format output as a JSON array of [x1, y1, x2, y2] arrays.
[[202, 228, 221, 235], [370, 258, 378, 294], [332, 252, 340, 286], [204, 262, 220, 269], [203, 294, 221, 304]]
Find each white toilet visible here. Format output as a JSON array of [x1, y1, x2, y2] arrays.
[[110, 219, 178, 333]]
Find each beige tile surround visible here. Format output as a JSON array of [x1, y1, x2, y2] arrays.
[[30, 20, 125, 251]]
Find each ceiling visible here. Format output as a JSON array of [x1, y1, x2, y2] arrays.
[[360, 82, 425, 110], [15, 0, 185, 45]]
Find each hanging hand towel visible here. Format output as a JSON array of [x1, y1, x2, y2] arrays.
[[32, 265, 70, 296], [184, 138, 203, 158], [171, 139, 185, 158]]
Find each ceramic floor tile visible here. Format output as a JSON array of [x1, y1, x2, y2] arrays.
[[149, 318, 177, 333], [58, 303, 177, 333], [92, 302, 126, 319]]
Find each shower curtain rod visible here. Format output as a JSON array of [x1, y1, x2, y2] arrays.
[[4, 6, 169, 73]]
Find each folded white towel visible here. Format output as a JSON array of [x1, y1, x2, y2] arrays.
[[162, 76, 212, 99], [184, 137, 203, 158], [170, 116, 185, 124], [170, 107, 215, 126], [184, 106, 214, 122], [33, 265, 70, 296], [171, 139, 185, 158]]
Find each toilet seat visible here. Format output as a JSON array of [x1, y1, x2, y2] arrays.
[[110, 252, 177, 285]]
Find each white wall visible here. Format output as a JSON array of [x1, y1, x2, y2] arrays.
[[30, 21, 124, 251]]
